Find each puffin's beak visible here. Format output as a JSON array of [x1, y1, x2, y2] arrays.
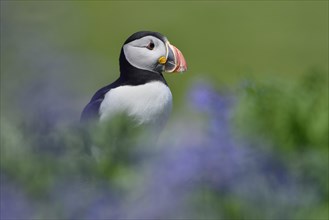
[[163, 43, 187, 73]]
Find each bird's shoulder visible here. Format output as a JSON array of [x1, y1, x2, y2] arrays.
[[80, 78, 122, 121]]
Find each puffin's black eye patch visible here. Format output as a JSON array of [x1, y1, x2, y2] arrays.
[[146, 42, 155, 50]]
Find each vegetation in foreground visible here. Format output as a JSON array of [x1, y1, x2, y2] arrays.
[[1, 71, 328, 219]]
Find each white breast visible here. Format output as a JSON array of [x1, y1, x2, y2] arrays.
[[99, 81, 172, 126]]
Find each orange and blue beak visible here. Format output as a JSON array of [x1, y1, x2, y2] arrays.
[[159, 42, 188, 73]]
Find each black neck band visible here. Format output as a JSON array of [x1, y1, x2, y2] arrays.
[[119, 48, 168, 86]]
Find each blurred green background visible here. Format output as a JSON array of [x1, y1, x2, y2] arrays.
[[1, 1, 328, 117], [1, 1, 328, 219]]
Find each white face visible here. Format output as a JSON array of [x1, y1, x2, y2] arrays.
[[123, 36, 167, 73]]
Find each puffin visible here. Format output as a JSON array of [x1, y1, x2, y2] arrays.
[[81, 31, 187, 127]]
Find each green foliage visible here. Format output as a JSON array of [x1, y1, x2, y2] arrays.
[[234, 70, 328, 152], [1, 71, 328, 219], [234, 70, 329, 215], [0, 113, 155, 200]]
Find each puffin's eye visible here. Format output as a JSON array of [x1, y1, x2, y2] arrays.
[[146, 42, 155, 50]]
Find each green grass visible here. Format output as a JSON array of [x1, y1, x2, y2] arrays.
[[1, 1, 328, 111]]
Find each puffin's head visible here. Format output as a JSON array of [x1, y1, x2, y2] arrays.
[[120, 31, 187, 74]]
